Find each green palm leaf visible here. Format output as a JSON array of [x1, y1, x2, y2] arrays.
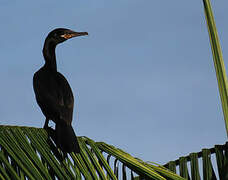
[[0, 126, 183, 180], [203, 0, 228, 136]]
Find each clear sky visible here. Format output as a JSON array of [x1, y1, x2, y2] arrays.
[[0, 0, 227, 165]]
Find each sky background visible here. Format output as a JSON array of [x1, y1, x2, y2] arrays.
[[0, 0, 227, 166]]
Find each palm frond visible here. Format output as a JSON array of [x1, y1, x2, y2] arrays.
[[0, 126, 183, 180], [203, 0, 228, 136], [165, 142, 228, 179]]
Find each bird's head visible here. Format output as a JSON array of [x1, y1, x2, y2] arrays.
[[46, 28, 88, 45]]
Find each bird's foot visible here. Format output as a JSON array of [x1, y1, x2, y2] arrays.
[[43, 124, 49, 130], [43, 122, 49, 130], [43, 118, 50, 130]]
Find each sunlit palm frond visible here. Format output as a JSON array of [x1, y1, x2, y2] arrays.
[[0, 126, 183, 180], [203, 0, 228, 136]]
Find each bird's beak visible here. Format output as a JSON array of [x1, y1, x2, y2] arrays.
[[61, 31, 88, 39]]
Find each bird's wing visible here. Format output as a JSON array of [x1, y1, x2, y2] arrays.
[[33, 70, 74, 125], [56, 72, 74, 124], [56, 72, 74, 108]]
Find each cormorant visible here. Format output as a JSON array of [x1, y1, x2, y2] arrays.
[[33, 28, 88, 153]]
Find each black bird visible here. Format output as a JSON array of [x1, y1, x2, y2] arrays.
[[33, 28, 88, 153]]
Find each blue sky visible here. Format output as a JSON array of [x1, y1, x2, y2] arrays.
[[0, 0, 227, 165]]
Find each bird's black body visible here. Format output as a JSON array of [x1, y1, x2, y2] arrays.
[[33, 28, 88, 153]]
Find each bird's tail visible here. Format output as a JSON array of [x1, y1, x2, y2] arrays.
[[55, 122, 80, 153]]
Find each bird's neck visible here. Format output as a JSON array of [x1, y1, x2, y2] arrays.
[[43, 40, 57, 70]]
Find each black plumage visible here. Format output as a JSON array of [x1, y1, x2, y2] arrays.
[[33, 28, 88, 153]]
